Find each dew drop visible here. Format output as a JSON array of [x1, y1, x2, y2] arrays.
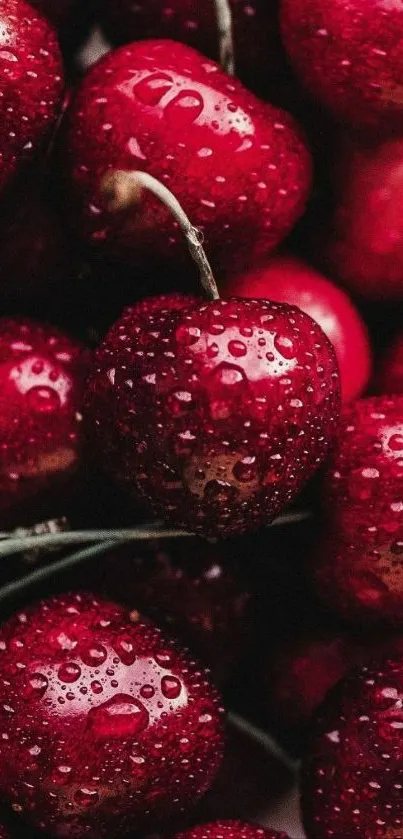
[[154, 651, 173, 668], [87, 694, 149, 739], [228, 340, 247, 358], [74, 788, 99, 807], [114, 638, 136, 666], [24, 673, 48, 699], [161, 675, 182, 699], [81, 644, 107, 667], [58, 662, 81, 683], [274, 334, 295, 360], [140, 684, 155, 699], [91, 681, 103, 695], [26, 387, 60, 413]]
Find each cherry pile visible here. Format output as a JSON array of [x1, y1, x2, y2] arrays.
[[1, 1, 403, 838]]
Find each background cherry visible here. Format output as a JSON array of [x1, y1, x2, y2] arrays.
[[228, 255, 371, 402]]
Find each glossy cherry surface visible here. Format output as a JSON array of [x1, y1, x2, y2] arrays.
[[0, 592, 224, 839], [86, 294, 340, 537], [65, 39, 311, 278], [0, 0, 63, 194], [0, 318, 88, 525], [302, 655, 403, 838], [281, 0, 403, 132], [312, 396, 403, 624], [323, 138, 403, 300], [228, 255, 371, 402]]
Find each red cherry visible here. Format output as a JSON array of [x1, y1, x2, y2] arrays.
[[77, 537, 252, 684], [377, 335, 403, 395], [174, 821, 291, 839], [86, 293, 340, 536], [101, 0, 290, 99], [64, 39, 311, 278], [266, 629, 366, 729], [322, 138, 403, 300], [0, 0, 63, 194], [0, 318, 88, 526], [301, 654, 403, 839], [228, 255, 371, 403], [280, 0, 403, 133], [0, 592, 224, 838], [311, 396, 403, 624]]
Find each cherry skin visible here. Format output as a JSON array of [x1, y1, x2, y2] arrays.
[[101, 0, 290, 99], [64, 39, 311, 279], [174, 821, 292, 839], [311, 396, 403, 624], [302, 654, 403, 839], [76, 536, 252, 685], [86, 293, 340, 537], [0, 0, 63, 194], [280, 0, 403, 133], [228, 255, 371, 403], [0, 318, 88, 527], [0, 592, 224, 839], [322, 138, 403, 301], [377, 334, 403, 395]]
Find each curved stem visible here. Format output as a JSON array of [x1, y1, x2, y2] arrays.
[[101, 170, 220, 302], [214, 0, 235, 76], [0, 526, 193, 559]]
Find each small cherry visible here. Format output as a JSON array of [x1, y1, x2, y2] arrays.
[[0, 317, 88, 526], [0, 592, 224, 839], [76, 536, 252, 684], [280, 0, 403, 133], [0, 0, 63, 194], [322, 138, 403, 300], [174, 821, 292, 839], [311, 396, 403, 624], [85, 170, 340, 536], [228, 255, 371, 403], [64, 39, 311, 279], [302, 654, 403, 839], [377, 334, 403, 395], [101, 0, 291, 99]]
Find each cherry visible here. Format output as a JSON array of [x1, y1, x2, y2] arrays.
[[266, 629, 367, 729], [228, 255, 371, 403], [280, 0, 403, 133], [0, 0, 63, 194], [301, 654, 403, 839], [86, 281, 340, 536], [101, 0, 290, 99], [0, 317, 88, 527], [377, 335, 403, 395], [0, 592, 224, 838], [77, 536, 252, 684], [64, 39, 311, 279], [174, 821, 291, 839], [322, 138, 403, 300], [311, 396, 403, 624]]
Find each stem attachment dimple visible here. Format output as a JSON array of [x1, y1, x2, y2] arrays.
[[101, 169, 220, 302], [214, 0, 235, 76]]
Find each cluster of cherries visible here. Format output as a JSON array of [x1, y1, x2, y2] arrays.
[[1, 0, 403, 838]]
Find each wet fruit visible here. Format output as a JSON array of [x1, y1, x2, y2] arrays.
[[280, 0, 403, 133], [0, 0, 63, 193], [86, 294, 340, 537], [228, 255, 371, 402], [302, 654, 403, 839], [64, 39, 311, 278], [323, 138, 403, 301], [311, 396, 403, 624], [174, 821, 291, 839], [0, 592, 224, 839], [0, 317, 88, 526]]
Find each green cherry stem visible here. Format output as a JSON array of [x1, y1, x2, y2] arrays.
[[101, 169, 220, 302]]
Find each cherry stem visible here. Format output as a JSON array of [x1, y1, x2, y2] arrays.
[[214, 0, 235, 75], [101, 170, 220, 302]]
